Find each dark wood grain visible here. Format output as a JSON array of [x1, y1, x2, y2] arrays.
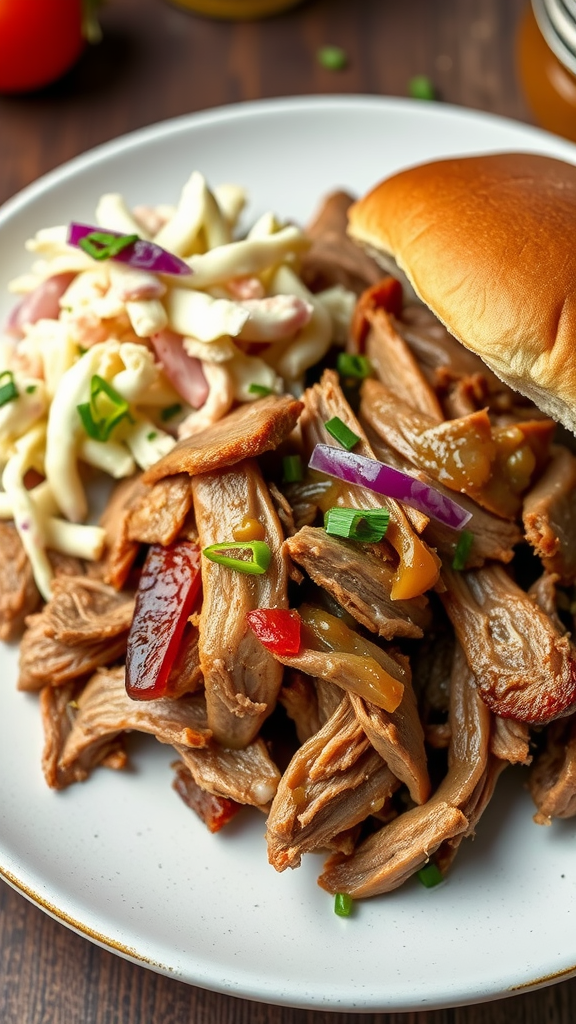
[[0, 1, 569, 1021]]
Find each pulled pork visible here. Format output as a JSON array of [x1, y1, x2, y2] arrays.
[[192, 459, 289, 748], [10, 230, 576, 910], [317, 645, 493, 897], [19, 577, 134, 691]]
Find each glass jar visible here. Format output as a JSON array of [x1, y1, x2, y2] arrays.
[[517, 0, 576, 141], [166, 0, 303, 17]]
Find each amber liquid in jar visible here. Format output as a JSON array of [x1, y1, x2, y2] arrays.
[[517, 2, 576, 141]]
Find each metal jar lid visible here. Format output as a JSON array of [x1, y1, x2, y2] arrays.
[[533, 0, 576, 75]]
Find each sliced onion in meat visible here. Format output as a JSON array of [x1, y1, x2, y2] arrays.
[[68, 222, 191, 277], [151, 329, 209, 409], [309, 443, 472, 530]]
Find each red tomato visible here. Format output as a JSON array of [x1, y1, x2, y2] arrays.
[[0, 0, 85, 94]]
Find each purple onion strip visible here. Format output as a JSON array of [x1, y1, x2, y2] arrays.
[[67, 222, 191, 277], [309, 444, 472, 531]]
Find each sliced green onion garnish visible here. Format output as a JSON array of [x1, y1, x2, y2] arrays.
[[0, 370, 19, 408], [78, 231, 139, 261], [318, 45, 348, 71], [147, 431, 158, 441], [160, 403, 183, 422], [408, 75, 435, 100], [452, 529, 474, 571], [334, 893, 353, 917], [417, 862, 443, 888], [77, 374, 132, 442], [336, 353, 372, 380], [248, 383, 273, 397], [324, 506, 389, 543], [324, 416, 360, 451], [283, 454, 303, 483], [202, 540, 272, 575], [25, 384, 38, 394]]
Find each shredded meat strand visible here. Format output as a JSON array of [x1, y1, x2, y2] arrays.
[[266, 694, 398, 871], [318, 644, 491, 897], [143, 394, 303, 485], [192, 459, 288, 748], [284, 526, 430, 639], [441, 564, 576, 724]]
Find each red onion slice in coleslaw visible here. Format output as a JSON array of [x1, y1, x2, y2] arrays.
[[309, 443, 472, 530], [67, 223, 191, 277]]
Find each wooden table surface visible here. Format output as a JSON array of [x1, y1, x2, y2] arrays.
[[0, 0, 573, 1021]]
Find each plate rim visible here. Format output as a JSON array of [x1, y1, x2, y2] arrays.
[[3, 93, 576, 1013], [3, 92, 576, 223]]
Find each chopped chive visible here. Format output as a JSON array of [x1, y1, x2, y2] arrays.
[[248, 383, 273, 397], [282, 454, 303, 483], [324, 416, 360, 451], [160, 403, 183, 422], [0, 370, 19, 408], [77, 345, 88, 356], [408, 75, 435, 100], [452, 529, 474, 570], [147, 431, 158, 441], [25, 384, 38, 394], [334, 893, 353, 917], [77, 374, 132, 442], [318, 45, 348, 71], [78, 231, 139, 261], [417, 862, 443, 888], [324, 506, 389, 543], [336, 352, 372, 380], [202, 540, 272, 576]]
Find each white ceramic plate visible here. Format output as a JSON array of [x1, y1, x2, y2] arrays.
[[2, 96, 576, 1013]]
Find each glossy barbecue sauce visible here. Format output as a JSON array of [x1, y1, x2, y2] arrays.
[[299, 605, 405, 713], [232, 515, 266, 541]]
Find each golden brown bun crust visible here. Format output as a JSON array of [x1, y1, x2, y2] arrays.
[[348, 152, 576, 433]]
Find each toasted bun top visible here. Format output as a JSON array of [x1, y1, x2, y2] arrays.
[[348, 152, 576, 433]]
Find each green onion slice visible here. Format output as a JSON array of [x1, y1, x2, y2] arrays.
[[324, 416, 360, 451], [452, 529, 474, 570], [78, 231, 139, 261], [417, 862, 444, 888], [282, 454, 303, 483], [160, 403, 183, 422], [202, 540, 272, 575], [324, 506, 389, 543], [77, 374, 132, 442], [334, 893, 353, 917], [248, 383, 273, 397], [0, 370, 19, 408], [336, 352, 372, 380]]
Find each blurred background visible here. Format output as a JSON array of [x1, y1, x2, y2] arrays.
[[0, 0, 538, 206]]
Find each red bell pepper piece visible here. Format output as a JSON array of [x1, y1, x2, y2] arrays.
[[126, 539, 202, 700], [246, 608, 301, 657]]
